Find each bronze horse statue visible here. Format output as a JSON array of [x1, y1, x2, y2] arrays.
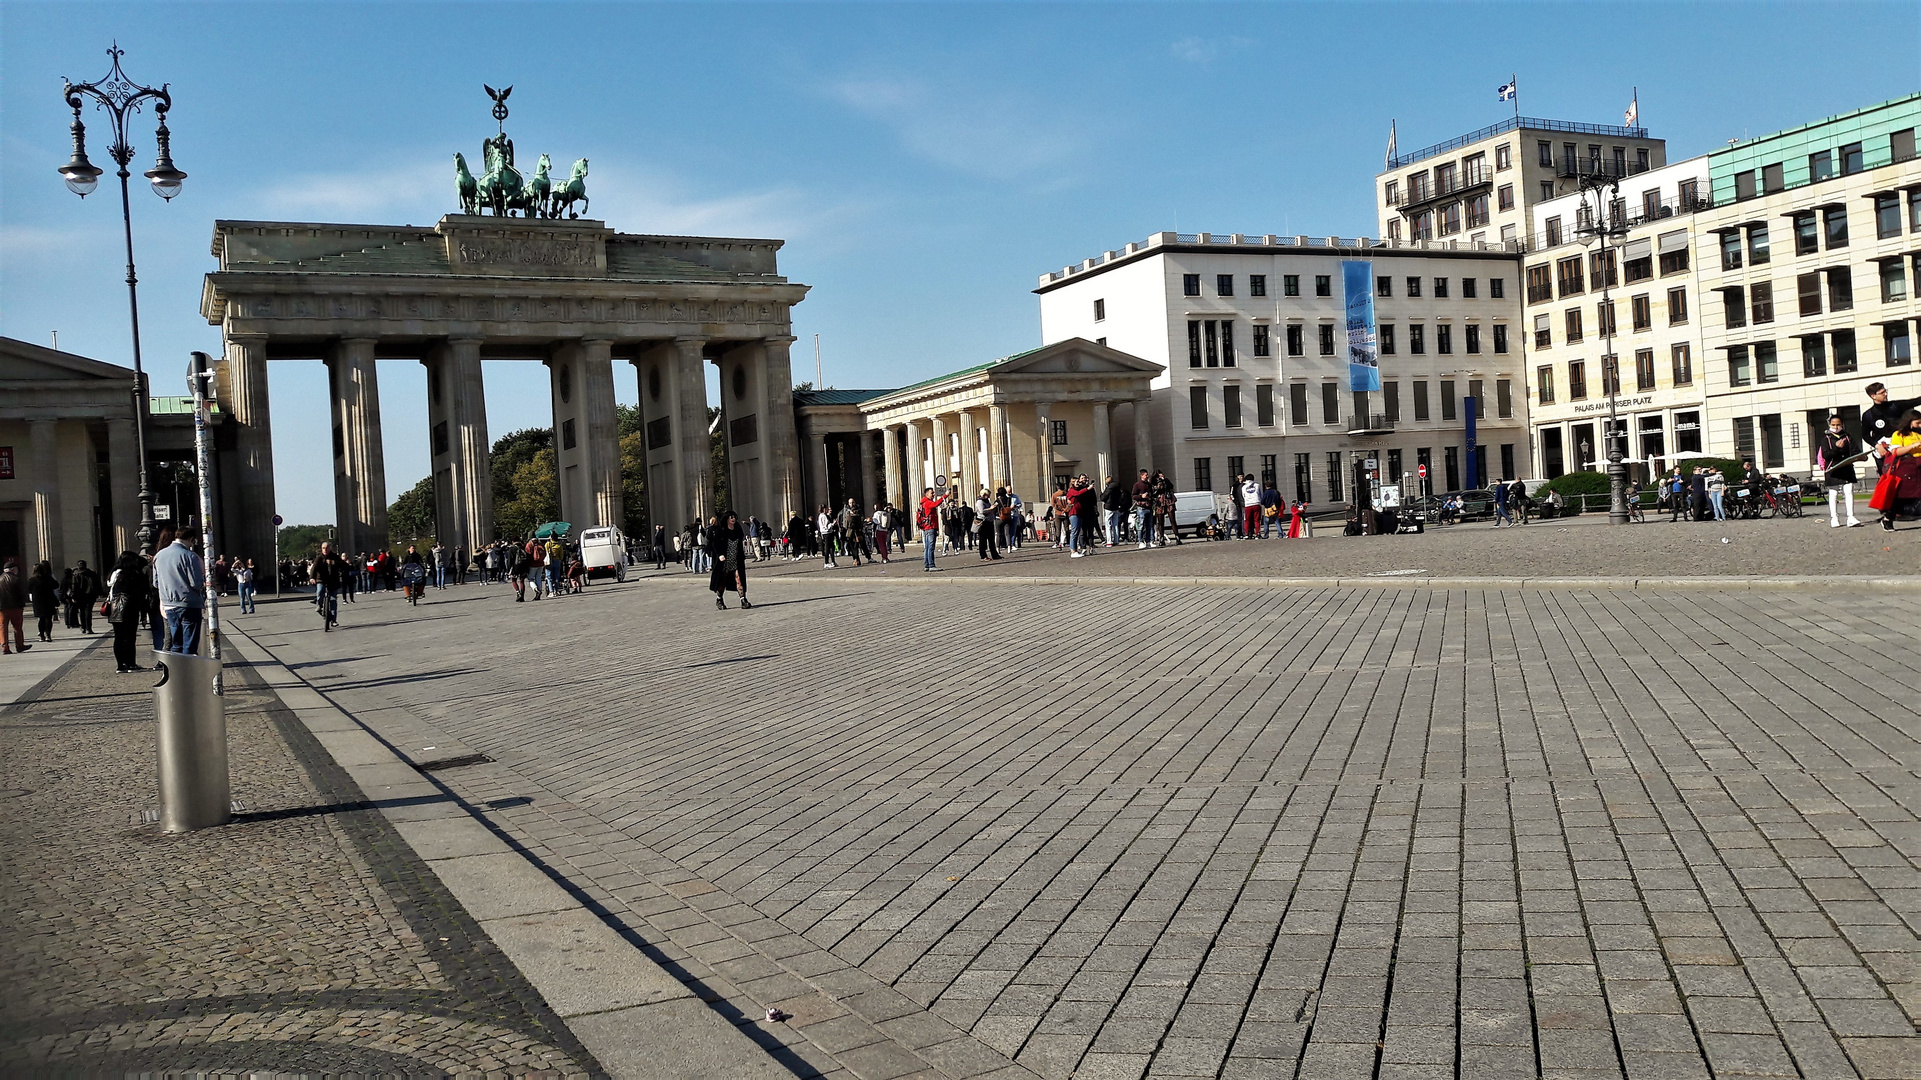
[[550, 157, 589, 219]]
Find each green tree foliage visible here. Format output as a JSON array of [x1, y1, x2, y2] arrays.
[[620, 431, 649, 537], [708, 405, 730, 518], [490, 427, 553, 517], [277, 523, 334, 561], [495, 448, 560, 540], [387, 475, 436, 547]]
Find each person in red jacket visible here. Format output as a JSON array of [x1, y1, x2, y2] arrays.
[[917, 488, 943, 572]]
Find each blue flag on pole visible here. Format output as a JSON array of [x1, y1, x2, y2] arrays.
[[1497, 80, 1516, 102], [1342, 261, 1381, 393]]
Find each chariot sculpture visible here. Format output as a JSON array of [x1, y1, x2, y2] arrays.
[[454, 85, 589, 219]]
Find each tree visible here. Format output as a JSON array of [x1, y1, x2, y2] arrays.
[[388, 475, 436, 547], [277, 523, 334, 561], [495, 448, 559, 540], [490, 427, 553, 522], [708, 405, 730, 518], [621, 431, 649, 537]]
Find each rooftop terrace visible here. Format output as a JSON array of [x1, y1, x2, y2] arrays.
[[1385, 116, 1652, 171]]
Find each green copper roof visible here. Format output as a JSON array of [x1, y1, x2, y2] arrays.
[[886, 345, 1048, 397], [794, 388, 893, 406], [225, 236, 772, 284]]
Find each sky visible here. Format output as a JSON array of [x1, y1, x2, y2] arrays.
[[3, 1, 1916, 527]]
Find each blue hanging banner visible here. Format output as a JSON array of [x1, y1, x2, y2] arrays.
[[1342, 260, 1381, 392]]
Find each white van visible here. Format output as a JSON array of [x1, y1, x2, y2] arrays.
[[578, 527, 629, 581], [1170, 490, 1234, 539]]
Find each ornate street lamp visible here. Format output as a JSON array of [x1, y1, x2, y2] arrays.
[[59, 44, 186, 557], [1574, 168, 1632, 525]]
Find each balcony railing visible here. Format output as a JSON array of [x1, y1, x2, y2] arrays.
[[1556, 157, 1648, 181], [1385, 115, 1650, 171], [1347, 413, 1396, 436], [1390, 166, 1493, 212]]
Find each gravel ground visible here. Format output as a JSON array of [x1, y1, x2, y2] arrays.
[[714, 509, 1920, 583]]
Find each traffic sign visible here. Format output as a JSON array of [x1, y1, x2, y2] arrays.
[[934, 474, 948, 489], [272, 514, 284, 527], [1417, 464, 1428, 478], [1364, 459, 1378, 470]]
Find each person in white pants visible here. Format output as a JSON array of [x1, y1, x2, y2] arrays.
[[1819, 414, 1863, 527]]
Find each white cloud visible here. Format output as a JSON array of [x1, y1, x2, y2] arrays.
[[253, 156, 446, 219], [588, 167, 863, 243], [821, 73, 1096, 182]]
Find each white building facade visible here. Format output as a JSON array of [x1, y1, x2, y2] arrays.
[[1037, 233, 1527, 505]]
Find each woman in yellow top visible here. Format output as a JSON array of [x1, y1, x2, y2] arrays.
[[1879, 408, 1921, 531]]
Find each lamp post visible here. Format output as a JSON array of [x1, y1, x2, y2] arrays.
[[1574, 169, 1631, 524], [59, 44, 186, 557]]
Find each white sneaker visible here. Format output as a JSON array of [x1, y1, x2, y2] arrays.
[[1070, 551, 1085, 558]]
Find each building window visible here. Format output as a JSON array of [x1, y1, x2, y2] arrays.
[[1293, 453, 1313, 502], [1888, 323, 1914, 367], [1315, 275, 1332, 297], [1409, 323, 1425, 354], [1190, 386, 1209, 429], [1496, 379, 1513, 419], [1227, 455, 1246, 484], [1380, 324, 1396, 355], [1798, 272, 1822, 317], [1601, 354, 1621, 395], [1387, 219, 1402, 242], [1590, 249, 1617, 289], [1565, 308, 1585, 343], [1384, 380, 1400, 421], [1283, 274, 1300, 296], [1493, 323, 1508, 354], [1224, 384, 1242, 428], [1093, 298, 1105, 322], [1406, 276, 1422, 298], [1729, 344, 1751, 387], [1377, 276, 1392, 297], [1809, 150, 1834, 181], [1801, 334, 1827, 378], [1537, 140, 1553, 167], [1489, 277, 1505, 299], [1319, 324, 1336, 356], [1413, 380, 1430, 421], [1631, 294, 1652, 331], [1841, 141, 1864, 175], [1597, 299, 1618, 337], [1911, 189, 1921, 231], [1541, 180, 1555, 202], [1321, 382, 1340, 425], [1437, 324, 1453, 354], [1221, 321, 1237, 366], [1537, 365, 1556, 404], [1880, 259, 1908, 303], [1326, 452, 1345, 502], [1466, 324, 1482, 353], [1659, 239, 1689, 276], [1748, 224, 1771, 265], [1441, 379, 1457, 421], [1286, 324, 1304, 356], [1250, 274, 1267, 297], [1260, 454, 1277, 486], [1546, 216, 1563, 246], [1526, 264, 1552, 303], [1733, 416, 1756, 460], [1441, 203, 1462, 234], [1257, 384, 1275, 427], [1496, 143, 1512, 170], [1217, 273, 1235, 297], [1759, 414, 1786, 470], [1187, 321, 1202, 367], [1462, 277, 1477, 299], [1751, 281, 1774, 324], [1434, 277, 1449, 298], [1828, 267, 1853, 311], [1050, 419, 1068, 445], [1498, 184, 1515, 211], [1569, 361, 1588, 400], [1824, 206, 1848, 248], [1557, 256, 1585, 297], [1466, 195, 1490, 229], [1668, 286, 1688, 324], [1385, 180, 1400, 205], [1672, 343, 1693, 386], [1823, 327, 1858, 373], [1444, 445, 1460, 490], [1195, 457, 1212, 492], [1253, 323, 1271, 357], [1735, 170, 1757, 200], [1723, 286, 1747, 329], [1534, 313, 1552, 349], [1897, 128, 1918, 164], [1720, 230, 1743, 271], [1183, 273, 1201, 296], [1635, 348, 1656, 391], [1625, 245, 1654, 283], [1793, 212, 1819, 255], [1204, 320, 1219, 366], [1673, 410, 1702, 453], [1289, 383, 1309, 426]]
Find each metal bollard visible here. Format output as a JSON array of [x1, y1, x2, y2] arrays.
[[151, 649, 229, 833]]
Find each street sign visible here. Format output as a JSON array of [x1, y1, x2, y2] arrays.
[[934, 474, 948, 489], [1418, 464, 1428, 478], [272, 514, 283, 527], [1364, 458, 1378, 470], [153, 504, 172, 520]]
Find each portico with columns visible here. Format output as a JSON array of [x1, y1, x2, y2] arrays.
[[793, 339, 1160, 514], [201, 215, 809, 581]]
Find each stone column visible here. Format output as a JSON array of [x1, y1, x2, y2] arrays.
[[545, 349, 588, 531], [579, 340, 623, 531], [1035, 401, 1053, 500], [674, 338, 712, 523], [224, 333, 277, 585], [29, 419, 62, 569], [931, 414, 950, 491], [989, 403, 1011, 493], [633, 344, 678, 535], [1093, 401, 1114, 482], [1133, 399, 1154, 476], [958, 409, 979, 499], [106, 418, 139, 558], [859, 431, 879, 510], [448, 339, 493, 548], [904, 420, 924, 499], [809, 432, 831, 513], [326, 338, 387, 554], [759, 337, 802, 521], [881, 426, 902, 508]]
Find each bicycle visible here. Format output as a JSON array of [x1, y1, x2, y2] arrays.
[[402, 563, 425, 605], [1769, 478, 1805, 518]]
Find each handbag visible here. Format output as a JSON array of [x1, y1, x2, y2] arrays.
[[1868, 468, 1899, 511]]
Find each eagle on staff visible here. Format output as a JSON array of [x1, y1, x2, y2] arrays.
[[453, 84, 589, 219]]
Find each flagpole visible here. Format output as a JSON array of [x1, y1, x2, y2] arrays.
[[1512, 72, 1520, 121]]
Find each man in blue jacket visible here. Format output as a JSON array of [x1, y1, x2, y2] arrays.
[[153, 526, 206, 655]]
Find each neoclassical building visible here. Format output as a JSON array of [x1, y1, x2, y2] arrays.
[[793, 338, 1161, 514], [0, 337, 142, 570], [200, 214, 809, 578]]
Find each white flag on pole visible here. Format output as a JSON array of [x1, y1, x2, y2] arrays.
[[1385, 121, 1397, 168], [1497, 80, 1516, 102], [1625, 93, 1639, 127]]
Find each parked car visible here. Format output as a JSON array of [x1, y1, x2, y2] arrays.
[[578, 526, 630, 581], [1171, 490, 1235, 539], [1444, 489, 1497, 520]]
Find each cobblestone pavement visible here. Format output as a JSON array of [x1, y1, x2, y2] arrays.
[[0, 637, 600, 1076], [714, 509, 1919, 583], [232, 572, 1921, 1080]]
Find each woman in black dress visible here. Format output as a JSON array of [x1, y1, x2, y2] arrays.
[[105, 550, 150, 672], [27, 562, 60, 643], [705, 512, 750, 610]]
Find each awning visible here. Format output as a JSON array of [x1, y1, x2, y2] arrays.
[[1658, 230, 1688, 253], [1623, 238, 1652, 261]]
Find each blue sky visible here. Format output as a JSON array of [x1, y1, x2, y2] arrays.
[[3, 2, 1915, 528]]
